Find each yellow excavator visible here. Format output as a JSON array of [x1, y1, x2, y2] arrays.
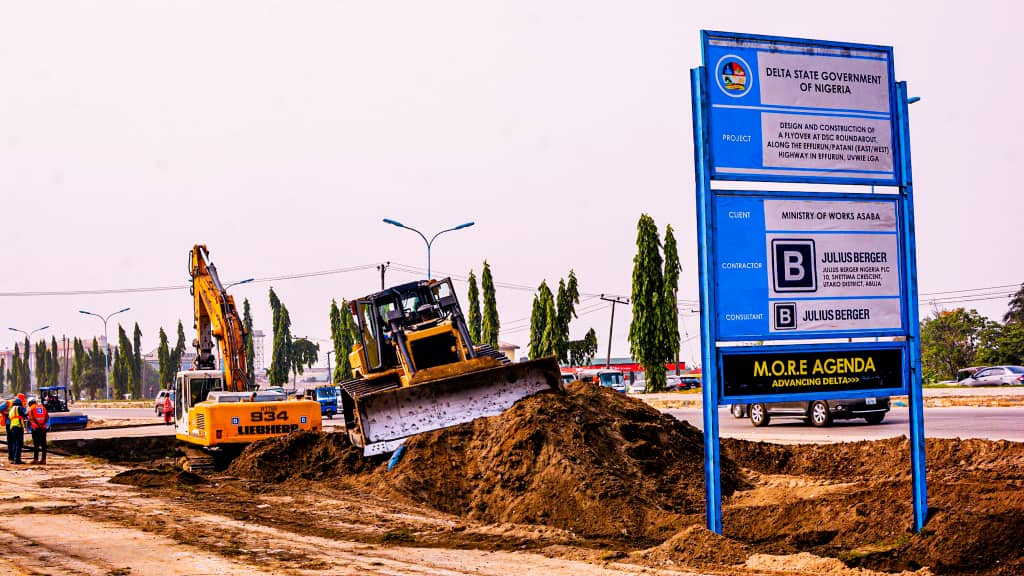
[[339, 277, 562, 455], [174, 244, 322, 471]]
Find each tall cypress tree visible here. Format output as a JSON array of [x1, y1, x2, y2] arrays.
[[116, 324, 133, 398], [269, 288, 292, 386], [0, 357, 5, 394], [662, 224, 681, 375], [22, 338, 30, 392], [529, 281, 555, 359], [555, 270, 580, 364], [35, 339, 47, 391], [481, 260, 499, 347], [242, 298, 255, 384], [50, 336, 61, 387], [132, 323, 143, 398], [628, 214, 666, 392], [330, 299, 356, 382], [467, 270, 482, 343], [157, 328, 172, 388]]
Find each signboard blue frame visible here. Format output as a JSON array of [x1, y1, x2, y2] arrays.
[[712, 190, 907, 341], [702, 30, 900, 186], [692, 31, 926, 536]]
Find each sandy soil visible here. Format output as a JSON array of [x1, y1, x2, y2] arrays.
[[1, 383, 1018, 576]]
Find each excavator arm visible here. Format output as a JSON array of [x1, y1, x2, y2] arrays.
[[190, 244, 251, 392]]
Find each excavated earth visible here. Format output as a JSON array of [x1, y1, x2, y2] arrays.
[[17, 381, 1024, 575]]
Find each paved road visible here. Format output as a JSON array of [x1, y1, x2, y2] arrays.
[[665, 406, 1024, 443]]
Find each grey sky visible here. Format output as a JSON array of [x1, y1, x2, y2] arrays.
[[1, 1, 1019, 366]]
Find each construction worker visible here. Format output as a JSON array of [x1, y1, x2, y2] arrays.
[[7, 398, 27, 465], [27, 399, 49, 465], [0, 398, 10, 463], [163, 392, 174, 425]]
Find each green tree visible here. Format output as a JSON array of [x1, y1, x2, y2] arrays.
[[920, 308, 990, 382], [11, 344, 22, 395], [977, 321, 1024, 366], [51, 336, 61, 387], [269, 288, 292, 386], [568, 328, 599, 367], [555, 270, 580, 363], [0, 357, 5, 394], [169, 320, 187, 374], [467, 270, 482, 343], [540, 295, 559, 360], [71, 337, 86, 399], [243, 298, 255, 384], [662, 224, 681, 375], [529, 281, 555, 359], [115, 324, 133, 398], [1005, 283, 1024, 325], [290, 338, 320, 385], [330, 299, 356, 382], [34, 339, 48, 391], [629, 214, 666, 392], [131, 323, 143, 398], [481, 261, 500, 347], [157, 328, 173, 388]]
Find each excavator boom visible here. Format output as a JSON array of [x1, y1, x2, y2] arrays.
[[190, 244, 250, 391]]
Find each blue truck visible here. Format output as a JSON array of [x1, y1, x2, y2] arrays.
[[307, 385, 338, 419]]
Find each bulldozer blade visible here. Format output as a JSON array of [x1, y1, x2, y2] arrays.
[[354, 357, 562, 456]]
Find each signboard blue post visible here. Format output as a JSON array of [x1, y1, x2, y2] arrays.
[[692, 31, 926, 535]]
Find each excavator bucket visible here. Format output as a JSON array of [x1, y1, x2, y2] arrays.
[[341, 357, 562, 456]]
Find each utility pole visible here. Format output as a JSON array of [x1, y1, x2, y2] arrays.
[[326, 350, 334, 383], [377, 262, 390, 290], [599, 295, 629, 368]]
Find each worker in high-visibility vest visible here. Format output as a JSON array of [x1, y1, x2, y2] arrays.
[[27, 399, 50, 465], [0, 398, 10, 463], [7, 398, 28, 465]]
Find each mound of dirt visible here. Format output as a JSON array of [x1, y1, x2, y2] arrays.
[[639, 525, 749, 568], [51, 436, 178, 464], [227, 430, 379, 483], [379, 382, 744, 542], [723, 436, 1024, 576], [111, 467, 207, 488]]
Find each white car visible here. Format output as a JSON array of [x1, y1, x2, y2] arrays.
[[958, 366, 1024, 386], [154, 389, 172, 415]]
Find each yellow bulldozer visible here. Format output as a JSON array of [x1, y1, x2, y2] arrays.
[[338, 277, 562, 455]]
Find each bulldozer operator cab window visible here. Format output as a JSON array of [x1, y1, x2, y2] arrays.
[[357, 301, 382, 370]]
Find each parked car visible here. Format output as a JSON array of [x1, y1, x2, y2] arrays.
[[729, 396, 890, 427], [665, 376, 701, 391], [958, 365, 1024, 386], [560, 372, 578, 385], [155, 389, 172, 415], [627, 379, 647, 394], [576, 369, 627, 393]]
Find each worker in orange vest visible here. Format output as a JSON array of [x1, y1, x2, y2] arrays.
[[0, 398, 10, 463], [163, 393, 174, 425], [27, 399, 50, 465]]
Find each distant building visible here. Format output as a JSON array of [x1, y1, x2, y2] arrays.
[[497, 341, 520, 363]]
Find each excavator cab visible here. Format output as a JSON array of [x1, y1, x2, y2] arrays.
[[340, 278, 562, 456]]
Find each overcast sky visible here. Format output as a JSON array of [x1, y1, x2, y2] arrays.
[[1, 1, 1019, 367]]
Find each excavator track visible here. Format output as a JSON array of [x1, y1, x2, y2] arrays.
[[178, 445, 216, 474]]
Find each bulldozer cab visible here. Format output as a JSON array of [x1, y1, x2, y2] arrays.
[[352, 278, 468, 376]]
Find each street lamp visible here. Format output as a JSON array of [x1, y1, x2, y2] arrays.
[[382, 219, 475, 279], [79, 307, 130, 400], [326, 350, 334, 382], [8, 325, 50, 391], [226, 277, 254, 289]]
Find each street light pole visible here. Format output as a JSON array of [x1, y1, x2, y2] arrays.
[[326, 350, 334, 382], [226, 278, 254, 289], [79, 307, 130, 400], [382, 219, 475, 279], [8, 325, 50, 391]]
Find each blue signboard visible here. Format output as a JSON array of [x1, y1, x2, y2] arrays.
[[713, 193, 905, 340], [692, 31, 925, 535], [702, 31, 898, 185]]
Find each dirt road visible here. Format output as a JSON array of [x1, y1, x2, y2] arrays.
[[0, 383, 1018, 576]]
